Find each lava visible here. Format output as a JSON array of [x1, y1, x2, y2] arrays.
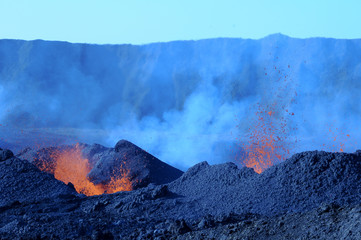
[[318, 124, 357, 153], [37, 144, 132, 196], [235, 64, 298, 173]]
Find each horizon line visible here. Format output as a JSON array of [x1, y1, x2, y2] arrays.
[[1, 33, 360, 46]]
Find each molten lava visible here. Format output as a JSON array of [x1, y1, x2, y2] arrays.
[[38, 144, 132, 196]]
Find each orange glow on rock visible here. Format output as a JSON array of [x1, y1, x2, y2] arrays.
[[38, 144, 132, 196], [104, 170, 133, 194]]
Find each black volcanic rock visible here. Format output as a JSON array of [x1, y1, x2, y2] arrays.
[[87, 140, 184, 188], [81, 143, 108, 166], [114, 140, 134, 151], [169, 150, 361, 217], [0, 149, 14, 162], [254, 151, 361, 215], [1, 149, 361, 239], [0, 150, 77, 206]]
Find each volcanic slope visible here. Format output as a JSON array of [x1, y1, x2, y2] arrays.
[[0, 148, 77, 206], [16, 140, 184, 189], [169, 150, 361, 217], [1, 146, 361, 239]]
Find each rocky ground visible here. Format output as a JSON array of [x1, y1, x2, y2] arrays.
[[1, 142, 361, 239]]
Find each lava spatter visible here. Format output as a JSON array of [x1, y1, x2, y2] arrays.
[[234, 64, 298, 173], [37, 144, 132, 196]]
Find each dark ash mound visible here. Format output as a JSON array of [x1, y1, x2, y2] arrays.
[[169, 150, 361, 216], [88, 140, 184, 188], [0, 148, 77, 207]]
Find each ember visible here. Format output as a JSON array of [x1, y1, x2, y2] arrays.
[[235, 64, 298, 173], [319, 124, 357, 153]]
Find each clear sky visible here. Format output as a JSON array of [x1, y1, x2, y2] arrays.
[[0, 0, 360, 44]]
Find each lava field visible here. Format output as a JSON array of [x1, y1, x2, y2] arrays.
[[1, 140, 361, 239]]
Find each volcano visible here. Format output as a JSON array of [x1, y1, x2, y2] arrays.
[[1, 143, 361, 239], [1, 35, 361, 239], [16, 140, 184, 196]]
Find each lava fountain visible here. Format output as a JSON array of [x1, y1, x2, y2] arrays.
[[235, 64, 298, 173]]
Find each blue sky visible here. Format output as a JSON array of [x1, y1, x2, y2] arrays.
[[0, 0, 360, 44]]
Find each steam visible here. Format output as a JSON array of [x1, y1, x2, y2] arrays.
[[0, 36, 360, 170], [106, 81, 254, 169]]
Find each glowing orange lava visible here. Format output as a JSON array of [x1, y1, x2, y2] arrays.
[[318, 124, 357, 153], [38, 144, 132, 196], [235, 64, 298, 173]]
